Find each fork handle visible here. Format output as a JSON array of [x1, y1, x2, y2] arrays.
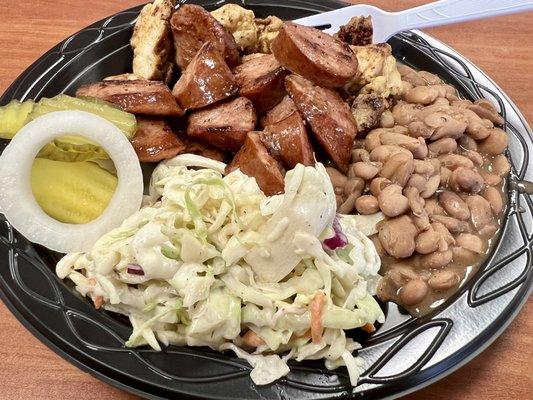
[[398, 0, 533, 30]]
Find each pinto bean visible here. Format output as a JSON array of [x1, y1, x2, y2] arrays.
[[439, 191, 470, 220], [428, 270, 460, 290], [469, 101, 504, 126], [404, 84, 452, 105], [452, 246, 478, 265], [463, 109, 492, 140], [355, 195, 380, 215], [415, 229, 440, 254], [400, 279, 429, 305], [458, 135, 478, 151], [480, 171, 502, 186], [378, 184, 409, 217], [425, 198, 444, 216], [380, 152, 414, 187], [352, 161, 381, 180], [407, 173, 427, 192], [428, 137, 457, 155], [369, 177, 392, 197], [419, 249, 453, 269], [413, 160, 434, 177], [449, 167, 485, 194], [440, 167, 452, 187], [380, 110, 395, 128], [408, 120, 434, 139], [424, 113, 467, 140], [365, 130, 382, 151], [393, 101, 421, 126], [432, 221, 455, 251], [420, 174, 440, 198], [418, 71, 442, 85], [338, 191, 360, 214], [326, 167, 348, 189], [492, 154, 511, 176], [380, 131, 428, 159], [404, 187, 425, 216], [430, 214, 470, 233], [351, 148, 370, 163], [378, 215, 418, 258], [482, 187, 504, 214], [438, 154, 474, 170], [456, 233, 484, 254], [387, 263, 419, 287], [370, 145, 412, 163], [479, 223, 498, 237], [344, 177, 365, 196], [477, 128, 508, 155], [466, 195, 493, 229], [463, 150, 484, 167]]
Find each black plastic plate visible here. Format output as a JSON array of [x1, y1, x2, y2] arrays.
[[0, 1, 531, 399]]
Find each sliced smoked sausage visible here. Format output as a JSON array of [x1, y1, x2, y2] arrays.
[[131, 118, 186, 162], [170, 4, 239, 70], [286, 74, 357, 172], [226, 132, 285, 195], [233, 53, 288, 115], [172, 41, 237, 110], [260, 111, 314, 169], [76, 80, 183, 117], [261, 95, 298, 128], [271, 22, 358, 88], [186, 97, 257, 152]]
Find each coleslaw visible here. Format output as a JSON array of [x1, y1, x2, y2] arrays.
[[56, 155, 384, 385]]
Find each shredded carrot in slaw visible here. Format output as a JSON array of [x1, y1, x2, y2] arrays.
[[311, 291, 325, 344], [242, 330, 266, 347]]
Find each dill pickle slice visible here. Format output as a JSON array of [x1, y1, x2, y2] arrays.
[[0, 99, 35, 139], [38, 135, 109, 162], [31, 158, 117, 224], [30, 94, 137, 138]]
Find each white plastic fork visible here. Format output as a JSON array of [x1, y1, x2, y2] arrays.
[[293, 0, 533, 43]]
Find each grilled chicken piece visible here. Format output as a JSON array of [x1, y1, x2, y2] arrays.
[[172, 41, 238, 110], [260, 111, 314, 169], [351, 93, 386, 133], [76, 80, 184, 117], [187, 97, 257, 152], [286, 75, 357, 172], [335, 16, 373, 46], [170, 4, 239, 70], [271, 22, 359, 88], [131, 118, 186, 162], [226, 132, 285, 195], [130, 0, 175, 82], [233, 53, 288, 114], [261, 95, 298, 128]]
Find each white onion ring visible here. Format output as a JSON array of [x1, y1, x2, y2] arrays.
[[0, 110, 143, 253]]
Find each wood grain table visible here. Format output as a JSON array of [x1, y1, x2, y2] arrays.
[[0, 1, 531, 399]]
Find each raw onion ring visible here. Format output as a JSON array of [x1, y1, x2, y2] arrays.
[[0, 110, 143, 253]]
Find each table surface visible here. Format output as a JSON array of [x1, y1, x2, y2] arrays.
[[0, 0, 531, 399]]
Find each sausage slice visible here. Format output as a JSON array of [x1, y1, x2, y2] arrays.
[[261, 95, 298, 128], [233, 54, 288, 114], [186, 97, 257, 152], [172, 41, 238, 110], [260, 112, 314, 169], [170, 4, 239, 70], [131, 118, 186, 162], [76, 80, 183, 116], [286, 75, 357, 172], [226, 132, 285, 195], [271, 22, 358, 88]]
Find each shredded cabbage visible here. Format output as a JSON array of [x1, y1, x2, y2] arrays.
[[57, 155, 384, 386]]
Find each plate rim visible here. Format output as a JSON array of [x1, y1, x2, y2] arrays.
[[0, 1, 531, 399]]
